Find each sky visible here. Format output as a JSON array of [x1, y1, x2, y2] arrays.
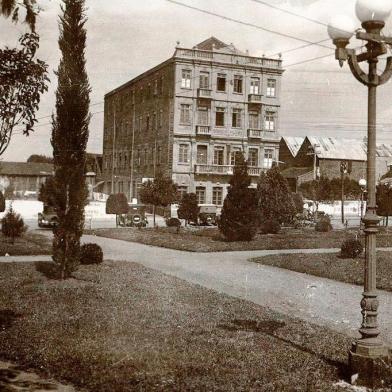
[[2, 0, 392, 161]]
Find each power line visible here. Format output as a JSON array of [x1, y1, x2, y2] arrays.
[[164, 0, 334, 51]]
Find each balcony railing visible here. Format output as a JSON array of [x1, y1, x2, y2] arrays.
[[197, 88, 212, 99], [195, 164, 265, 176], [196, 125, 211, 135], [247, 129, 280, 141], [248, 94, 262, 103]]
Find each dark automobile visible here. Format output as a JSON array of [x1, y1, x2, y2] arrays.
[[119, 204, 148, 227], [38, 205, 59, 228], [198, 204, 218, 226]]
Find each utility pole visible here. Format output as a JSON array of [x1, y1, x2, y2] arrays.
[[340, 161, 347, 224], [111, 101, 116, 194], [307, 143, 320, 180], [130, 99, 135, 201]]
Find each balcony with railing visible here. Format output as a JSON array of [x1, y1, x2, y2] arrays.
[[247, 129, 280, 141], [197, 88, 212, 99], [194, 164, 265, 176], [196, 125, 211, 136], [248, 94, 263, 104]]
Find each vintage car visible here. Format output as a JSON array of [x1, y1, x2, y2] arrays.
[[198, 204, 218, 226], [119, 204, 148, 227], [38, 205, 59, 228]]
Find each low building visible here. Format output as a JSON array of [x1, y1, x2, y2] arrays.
[[0, 162, 53, 197]]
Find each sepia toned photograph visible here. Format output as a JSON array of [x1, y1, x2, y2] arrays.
[[1, 0, 392, 390]]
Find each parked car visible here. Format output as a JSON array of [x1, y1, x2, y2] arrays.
[[198, 204, 218, 226], [119, 204, 148, 227], [38, 205, 59, 228]]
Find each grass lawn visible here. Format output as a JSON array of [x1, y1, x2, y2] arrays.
[[0, 260, 361, 391], [0, 231, 52, 256], [86, 226, 392, 252], [253, 251, 392, 292]]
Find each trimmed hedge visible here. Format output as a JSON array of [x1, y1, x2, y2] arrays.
[[260, 219, 281, 234], [80, 243, 103, 265], [341, 238, 363, 259]]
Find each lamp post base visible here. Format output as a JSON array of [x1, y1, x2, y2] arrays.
[[349, 342, 391, 387]]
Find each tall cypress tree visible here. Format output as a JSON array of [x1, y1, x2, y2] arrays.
[[51, 0, 90, 279]]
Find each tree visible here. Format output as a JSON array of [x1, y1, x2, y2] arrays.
[[106, 193, 129, 227], [291, 192, 304, 215], [0, 0, 38, 31], [27, 154, 53, 163], [257, 166, 296, 225], [0, 191, 5, 212], [299, 177, 334, 217], [177, 193, 199, 226], [0, 33, 49, 158], [377, 184, 392, 226], [1, 204, 26, 244], [51, 0, 90, 279], [218, 152, 258, 241], [38, 177, 56, 206], [4, 183, 14, 199], [139, 171, 178, 226]]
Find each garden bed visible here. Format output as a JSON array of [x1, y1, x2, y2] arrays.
[[86, 226, 392, 252], [0, 261, 358, 391], [252, 251, 392, 292], [0, 231, 52, 256]]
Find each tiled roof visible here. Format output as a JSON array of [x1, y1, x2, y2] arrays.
[[0, 162, 53, 176], [307, 136, 367, 161], [194, 37, 246, 55], [281, 136, 305, 157]]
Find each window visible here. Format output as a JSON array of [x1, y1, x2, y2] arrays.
[[215, 107, 225, 127], [230, 148, 242, 166], [197, 145, 208, 164], [217, 74, 226, 92], [180, 104, 191, 124], [250, 77, 260, 94], [265, 111, 275, 131], [233, 75, 243, 93], [267, 79, 276, 97], [248, 148, 258, 167], [179, 144, 189, 163], [198, 107, 209, 125], [150, 147, 155, 165], [264, 149, 274, 168], [232, 108, 242, 128], [144, 149, 148, 166], [146, 115, 150, 131], [152, 112, 157, 129], [212, 187, 223, 206], [199, 72, 210, 89], [138, 116, 142, 132], [196, 187, 206, 204], [177, 186, 188, 200], [213, 146, 224, 165], [159, 76, 164, 95], [249, 111, 259, 129], [154, 80, 158, 95], [158, 110, 163, 127], [181, 69, 191, 88], [157, 146, 162, 164]]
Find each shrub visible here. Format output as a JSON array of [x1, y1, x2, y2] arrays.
[[341, 238, 363, 259], [315, 220, 332, 232], [1, 206, 26, 243], [80, 243, 103, 265], [166, 217, 181, 227], [0, 191, 5, 213], [260, 219, 281, 234]]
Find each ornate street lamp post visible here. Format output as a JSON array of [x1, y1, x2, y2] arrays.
[[328, 0, 392, 386]]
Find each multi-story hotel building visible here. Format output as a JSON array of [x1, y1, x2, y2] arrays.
[[102, 37, 283, 208]]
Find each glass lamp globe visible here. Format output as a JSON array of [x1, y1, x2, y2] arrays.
[[327, 15, 355, 40], [359, 178, 367, 187], [356, 0, 392, 22]]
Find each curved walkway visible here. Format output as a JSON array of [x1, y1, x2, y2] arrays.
[[5, 235, 392, 344]]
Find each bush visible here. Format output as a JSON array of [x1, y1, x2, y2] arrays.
[[341, 238, 363, 259], [166, 217, 181, 228], [260, 219, 281, 234], [80, 243, 103, 265], [0, 191, 5, 213], [1, 206, 26, 243], [315, 220, 332, 232]]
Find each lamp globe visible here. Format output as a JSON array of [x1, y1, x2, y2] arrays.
[[328, 14, 356, 40], [356, 0, 392, 23]]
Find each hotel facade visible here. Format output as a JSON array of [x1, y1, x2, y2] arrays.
[[102, 37, 283, 208]]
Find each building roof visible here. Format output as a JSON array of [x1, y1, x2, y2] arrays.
[[0, 162, 53, 177], [281, 136, 305, 157], [280, 166, 312, 179], [307, 136, 367, 161], [194, 36, 247, 55], [374, 143, 392, 158]]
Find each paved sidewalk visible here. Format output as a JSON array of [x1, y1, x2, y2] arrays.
[[4, 235, 392, 344]]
